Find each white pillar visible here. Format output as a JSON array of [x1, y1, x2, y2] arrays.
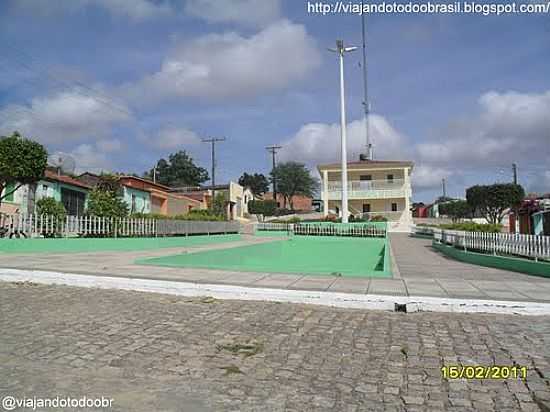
[[404, 167, 411, 222], [323, 170, 329, 217], [339, 50, 349, 223]]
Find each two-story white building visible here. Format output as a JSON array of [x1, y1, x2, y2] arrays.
[[318, 159, 414, 232]]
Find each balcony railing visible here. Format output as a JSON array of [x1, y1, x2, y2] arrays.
[[325, 179, 406, 200]]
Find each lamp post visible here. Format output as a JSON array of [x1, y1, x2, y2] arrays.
[[329, 40, 356, 223]]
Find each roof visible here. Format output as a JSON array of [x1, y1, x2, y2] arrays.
[[177, 192, 206, 202], [118, 175, 171, 191], [44, 170, 92, 190], [317, 159, 414, 171]]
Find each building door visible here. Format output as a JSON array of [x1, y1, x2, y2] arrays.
[[362, 204, 371, 213], [61, 188, 86, 216]]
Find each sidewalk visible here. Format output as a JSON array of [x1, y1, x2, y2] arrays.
[[0, 234, 548, 304]]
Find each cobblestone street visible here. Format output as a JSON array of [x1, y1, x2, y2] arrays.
[[1, 281, 549, 411]]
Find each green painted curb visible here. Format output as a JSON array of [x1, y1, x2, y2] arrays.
[[432, 241, 550, 278]]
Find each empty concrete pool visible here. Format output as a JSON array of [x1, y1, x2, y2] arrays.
[[137, 236, 391, 278]]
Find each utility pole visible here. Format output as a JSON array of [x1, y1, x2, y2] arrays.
[[266, 145, 282, 203], [202, 137, 226, 206], [359, 0, 373, 161], [512, 163, 518, 233], [329, 40, 357, 223], [442, 178, 447, 199]]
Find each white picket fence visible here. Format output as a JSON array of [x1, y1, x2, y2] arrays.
[[256, 222, 293, 232], [431, 228, 550, 261], [294, 223, 387, 238], [0, 213, 240, 238], [256, 222, 387, 238]]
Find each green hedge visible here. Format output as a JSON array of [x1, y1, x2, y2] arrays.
[[438, 222, 502, 233]]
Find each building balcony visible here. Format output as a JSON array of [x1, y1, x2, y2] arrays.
[[324, 179, 407, 200]]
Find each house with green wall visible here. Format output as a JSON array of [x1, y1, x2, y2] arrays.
[[0, 169, 91, 216], [122, 185, 151, 214], [77, 172, 151, 215]]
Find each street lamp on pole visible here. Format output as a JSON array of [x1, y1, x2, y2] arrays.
[[329, 40, 356, 223]]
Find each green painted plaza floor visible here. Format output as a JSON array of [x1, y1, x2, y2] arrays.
[[0, 234, 241, 254], [138, 236, 390, 278]]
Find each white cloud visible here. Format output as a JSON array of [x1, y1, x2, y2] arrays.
[[0, 90, 131, 144], [185, 0, 281, 27], [411, 165, 452, 191], [142, 127, 201, 150], [126, 20, 320, 102], [278, 115, 408, 166], [12, 0, 174, 21], [97, 138, 124, 153], [70, 143, 113, 174], [417, 90, 550, 167]]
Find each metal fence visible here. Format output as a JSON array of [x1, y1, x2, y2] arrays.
[[428, 227, 550, 261], [294, 223, 387, 238], [256, 222, 293, 232], [0, 213, 240, 238]]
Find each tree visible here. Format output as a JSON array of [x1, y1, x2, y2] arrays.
[[270, 162, 318, 210], [87, 189, 128, 218], [248, 199, 277, 221], [238, 173, 269, 196], [145, 151, 209, 187], [211, 192, 227, 218], [439, 200, 471, 222], [466, 183, 524, 224], [0, 132, 48, 207]]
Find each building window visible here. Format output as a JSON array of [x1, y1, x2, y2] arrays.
[[360, 175, 372, 181], [391, 203, 398, 212], [362, 204, 371, 213], [131, 194, 136, 213], [42, 184, 49, 194], [61, 188, 86, 216], [387, 174, 394, 182], [4, 182, 15, 202]]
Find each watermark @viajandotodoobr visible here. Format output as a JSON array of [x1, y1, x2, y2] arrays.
[[1, 395, 113, 411]]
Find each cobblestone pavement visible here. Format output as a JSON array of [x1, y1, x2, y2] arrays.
[[1, 282, 549, 412]]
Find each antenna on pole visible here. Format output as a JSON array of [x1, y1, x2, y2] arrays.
[[359, 0, 373, 161]]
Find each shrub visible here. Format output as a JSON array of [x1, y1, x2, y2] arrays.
[[274, 208, 293, 216], [36, 197, 66, 237], [370, 215, 388, 222], [36, 197, 66, 219], [439, 222, 502, 233], [87, 189, 128, 218], [248, 199, 277, 219]]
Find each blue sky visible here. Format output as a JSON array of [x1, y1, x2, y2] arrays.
[[0, 0, 549, 202]]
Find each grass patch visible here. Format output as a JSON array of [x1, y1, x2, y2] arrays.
[[216, 339, 264, 358], [219, 365, 244, 376]]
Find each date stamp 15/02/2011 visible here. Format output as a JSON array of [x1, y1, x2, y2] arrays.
[[441, 365, 528, 380]]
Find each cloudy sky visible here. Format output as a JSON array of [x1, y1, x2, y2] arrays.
[[0, 0, 548, 202]]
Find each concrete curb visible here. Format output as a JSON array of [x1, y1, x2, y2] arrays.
[[433, 241, 550, 278], [2, 268, 550, 316]]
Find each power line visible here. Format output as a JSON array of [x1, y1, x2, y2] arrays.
[[266, 145, 282, 202]]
